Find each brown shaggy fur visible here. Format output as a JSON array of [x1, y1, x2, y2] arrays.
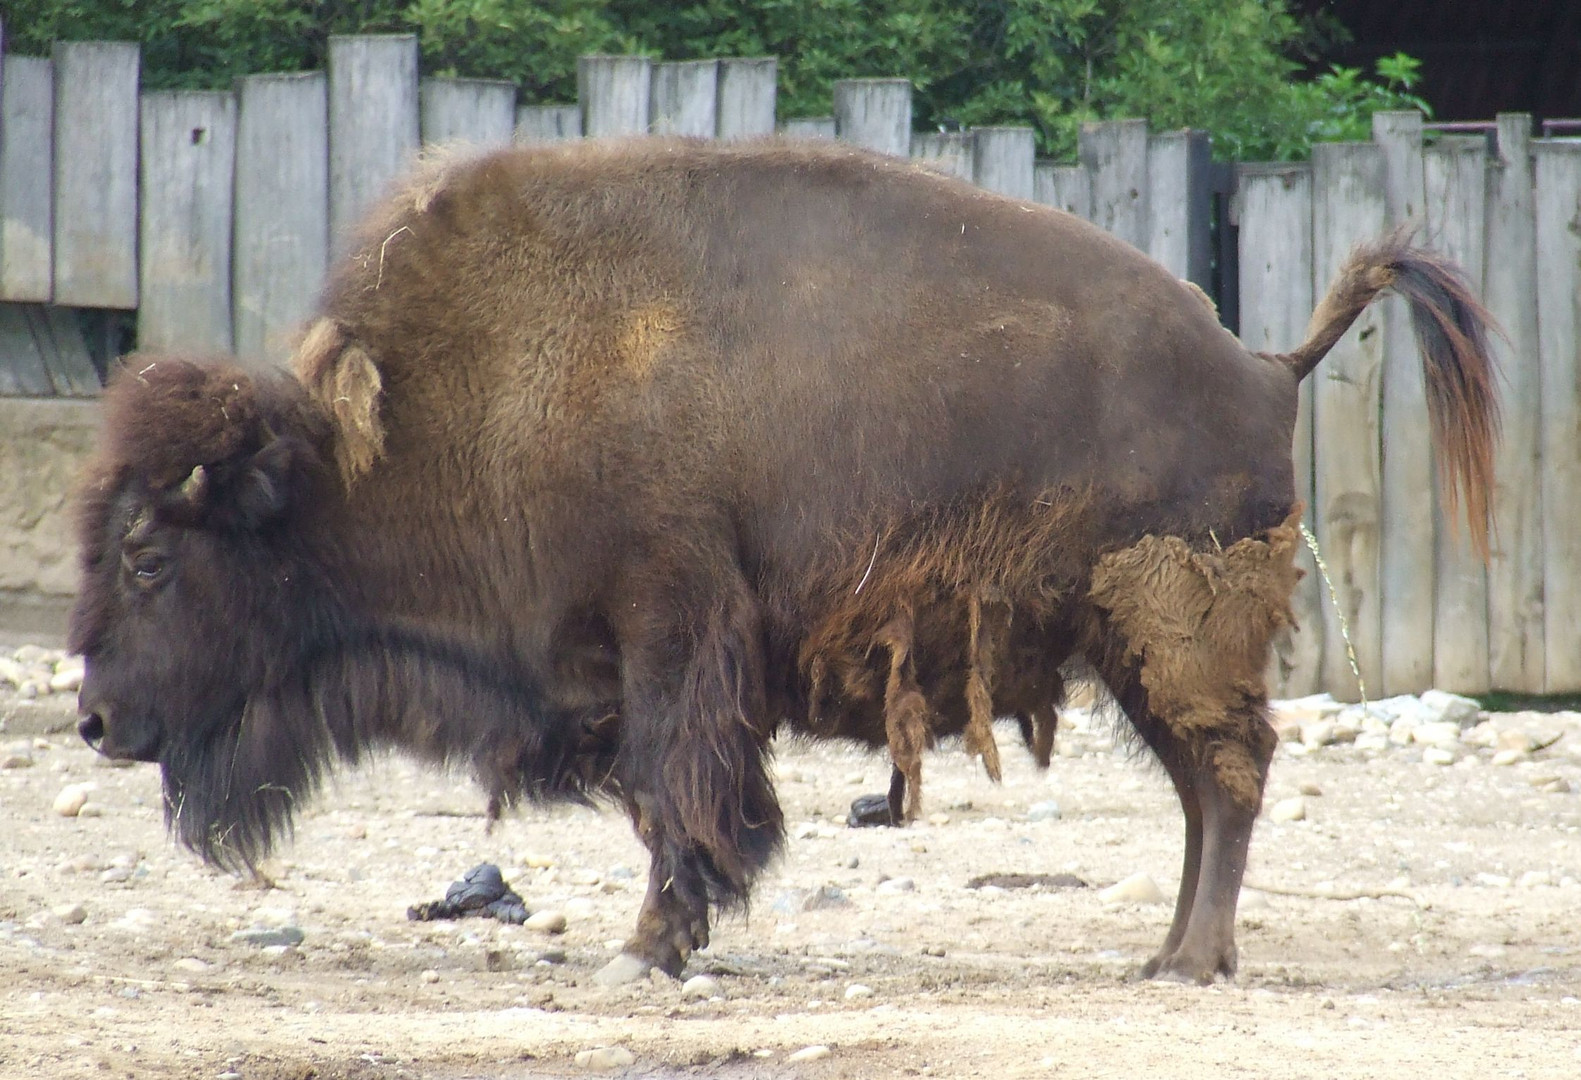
[[70, 138, 1501, 987]]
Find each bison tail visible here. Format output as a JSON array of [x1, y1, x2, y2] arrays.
[[1274, 229, 1501, 561]]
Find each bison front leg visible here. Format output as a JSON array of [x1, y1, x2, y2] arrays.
[[595, 570, 784, 986]]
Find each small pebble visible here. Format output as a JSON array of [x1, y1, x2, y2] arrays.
[[1299, 782, 1324, 797], [928, 812, 951, 826], [877, 876, 916, 894], [1268, 796, 1307, 822], [53, 783, 94, 817], [1026, 799, 1062, 822], [681, 974, 720, 999], [229, 926, 304, 947], [1422, 747, 1457, 766], [844, 983, 873, 1000], [1491, 748, 1525, 766], [53, 903, 87, 925], [420, 969, 440, 983], [1518, 870, 1554, 888], [525, 910, 567, 934], [1, 752, 33, 769], [172, 957, 210, 973], [786, 1045, 831, 1064], [1098, 873, 1165, 905], [575, 1046, 636, 1071]]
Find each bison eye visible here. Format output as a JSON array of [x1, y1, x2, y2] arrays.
[[123, 549, 168, 583]]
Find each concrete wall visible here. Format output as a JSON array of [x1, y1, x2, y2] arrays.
[[0, 397, 97, 640]]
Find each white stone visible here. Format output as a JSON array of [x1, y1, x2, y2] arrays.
[[1026, 799, 1062, 822], [1301, 720, 1338, 748], [786, 1046, 831, 1064], [844, 983, 873, 1000], [1491, 749, 1525, 766], [1099, 873, 1165, 905], [53, 782, 94, 817], [1267, 796, 1307, 822], [1417, 689, 1481, 727], [172, 957, 210, 973], [1474, 873, 1512, 888], [877, 876, 916, 894], [593, 952, 652, 987], [53, 903, 87, 925], [49, 665, 84, 694], [1518, 870, 1554, 888], [681, 974, 720, 999], [1412, 722, 1463, 751], [1422, 747, 1457, 766], [419, 969, 440, 983], [575, 1046, 636, 1071], [525, 910, 567, 934]]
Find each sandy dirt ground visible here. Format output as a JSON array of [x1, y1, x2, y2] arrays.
[[4, 678, 1581, 1080]]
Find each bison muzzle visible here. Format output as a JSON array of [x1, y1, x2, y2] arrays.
[[70, 138, 1499, 986]]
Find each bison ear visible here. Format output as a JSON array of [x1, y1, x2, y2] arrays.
[[230, 438, 299, 530]]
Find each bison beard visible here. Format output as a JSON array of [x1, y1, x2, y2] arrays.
[[70, 138, 1499, 987]]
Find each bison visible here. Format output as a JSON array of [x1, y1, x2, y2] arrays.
[[71, 137, 1498, 986]]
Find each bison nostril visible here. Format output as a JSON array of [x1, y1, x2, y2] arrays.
[[78, 712, 106, 748]]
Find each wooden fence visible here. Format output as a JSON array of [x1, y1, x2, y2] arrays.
[[1, 29, 1578, 698]]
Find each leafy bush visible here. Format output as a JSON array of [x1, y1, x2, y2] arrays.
[[1, 1, 1429, 160]]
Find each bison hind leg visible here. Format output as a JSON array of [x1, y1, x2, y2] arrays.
[[1087, 515, 1300, 983]]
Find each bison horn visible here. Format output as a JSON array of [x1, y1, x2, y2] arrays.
[[177, 464, 208, 504]]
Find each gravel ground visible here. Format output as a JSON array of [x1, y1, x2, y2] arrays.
[[3, 650, 1581, 1079]]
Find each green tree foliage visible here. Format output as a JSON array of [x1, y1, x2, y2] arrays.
[[1, 0, 1428, 160]]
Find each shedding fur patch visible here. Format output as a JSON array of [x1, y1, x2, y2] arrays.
[[874, 614, 929, 822], [963, 593, 1004, 781], [292, 318, 386, 487], [1088, 508, 1303, 809]]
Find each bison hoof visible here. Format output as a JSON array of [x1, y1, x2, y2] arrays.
[[592, 952, 657, 987], [1140, 947, 1236, 985], [847, 793, 898, 828]]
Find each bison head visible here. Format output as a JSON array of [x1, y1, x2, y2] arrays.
[[70, 358, 338, 869]]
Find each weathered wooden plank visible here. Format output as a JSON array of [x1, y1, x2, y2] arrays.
[[0, 303, 54, 395], [972, 126, 1035, 200], [51, 42, 139, 309], [138, 91, 236, 355], [910, 132, 974, 182], [1484, 114, 1544, 692], [832, 79, 911, 158], [1235, 163, 1321, 699], [1079, 119, 1149, 251], [1310, 142, 1386, 700], [649, 60, 717, 138], [1534, 140, 1581, 692], [1371, 110, 1434, 694], [1034, 162, 1090, 220], [1146, 130, 1211, 288], [1, 55, 53, 302], [33, 303, 99, 395], [780, 117, 835, 140], [233, 72, 329, 369], [578, 56, 652, 137], [328, 35, 419, 245], [716, 58, 776, 139], [420, 77, 515, 147], [514, 105, 581, 144], [1423, 136, 1490, 694]]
